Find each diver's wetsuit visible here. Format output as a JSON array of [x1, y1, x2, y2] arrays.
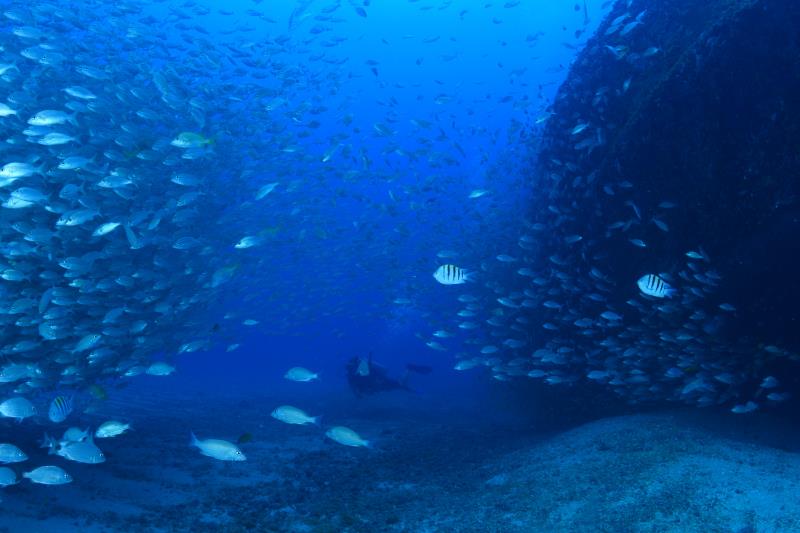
[[346, 354, 421, 397]]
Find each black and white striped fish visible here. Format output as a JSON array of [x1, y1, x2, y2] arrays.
[[637, 274, 676, 298], [48, 396, 73, 423], [433, 264, 471, 285]]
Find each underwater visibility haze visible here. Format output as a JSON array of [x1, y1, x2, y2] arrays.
[[2, 0, 800, 531]]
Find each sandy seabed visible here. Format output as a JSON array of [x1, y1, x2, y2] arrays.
[[1, 389, 799, 533]]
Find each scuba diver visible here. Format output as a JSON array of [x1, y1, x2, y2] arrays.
[[345, 353, 431, 397]]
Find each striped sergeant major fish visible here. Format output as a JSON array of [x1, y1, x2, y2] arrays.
[[637, 274, 676, 298], [433, 264, 471, 285], [48, 396, 73, 423]]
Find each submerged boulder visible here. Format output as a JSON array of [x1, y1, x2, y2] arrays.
[[532, 0, 800, 362]]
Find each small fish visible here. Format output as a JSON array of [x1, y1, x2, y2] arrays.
[[637, 274, 676, 298], [0, 103, 18, 116], [146, 362, 175, 376], [321, 143, 341, 162], [468, 189, 489, 199], [37, 132, 77, 146], [271, 405, 320, 425], [624, 200, 642, 220], [190, 432, 245, 461], [731, 401, 758, 414], [587, 370, 610, 381], [28, 110, 77, 127], [57, 438, 105, 464], [255, 182, 279, 200], [535, 111, 554, 124], [95, 421, 131, 438], [651, 218, 669, 232], [0, 466, 17, 487], [433, 264, 470, 285], [570, 122, 589, 135], [643, 46, 661, 57], [61, 427, 90, 443], [497, 297, 519, 308], [170, 132, 213, 149], [284, 367, 319, 382], [48, 396, 73, 423], [719, 303, 736, 312], [0, 162, 43, 179], [664, 368, 683, 378], [73, 333, 102, 353], [629, 238, 647, 248], [0, 443, 27, 464], [64, 86, 96, 100], [686, 250, 708, 261], [605, 44, 629, 59], [23, 466, 72, 485], [760, 376, 779, 389], [57, 209, 99, 226], [0, 397, 36, 421], [325, 426, 370, 447], [767, 392, 791, 402], [92, 222, 121, 237], [235, 236, 262, 249], [454, 359, 480, 371]]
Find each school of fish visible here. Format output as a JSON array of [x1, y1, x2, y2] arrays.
[[0, 0, 603, 488], [0, 0, 788, 499], [423, 0, 796, 415]]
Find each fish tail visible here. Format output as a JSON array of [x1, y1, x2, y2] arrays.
[[190, 431, 199, 447], [312, 416, 322, 426]]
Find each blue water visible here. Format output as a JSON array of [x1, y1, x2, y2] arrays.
[[3, 0, 800, 531]]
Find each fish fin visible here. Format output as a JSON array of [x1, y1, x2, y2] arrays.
[[39, 433, 54, 451], [190, 431, 199, 447], [67, 113, 79, 127]]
